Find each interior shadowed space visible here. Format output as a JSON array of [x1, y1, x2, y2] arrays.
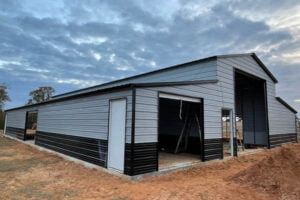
[[25, 111, 38, 140], [158, 97, 203, 170], [235, 70, 268, 153]]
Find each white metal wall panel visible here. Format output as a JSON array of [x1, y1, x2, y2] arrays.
[[269, 100, 296, 134], [5, 109, 27, 129], [37, 89, 132, 142]]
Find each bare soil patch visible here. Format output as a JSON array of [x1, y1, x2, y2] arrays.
[[0, 134, 299, 200], [231, 143, 300, 200]]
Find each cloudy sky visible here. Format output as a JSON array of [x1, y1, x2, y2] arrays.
[[1, 0, 300, 114]]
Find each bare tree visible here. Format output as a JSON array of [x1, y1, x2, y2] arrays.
[[26, 86, 55, 105], [0, 84, 10, 111], [0, 84, 10, 130]]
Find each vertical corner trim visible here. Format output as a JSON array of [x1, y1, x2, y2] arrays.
[[130, 85, 136, 176], [201, 98, 205, 162]]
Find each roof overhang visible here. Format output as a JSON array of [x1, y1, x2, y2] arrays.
[[5, 80, 218, 112], [276, 97, 297, 114]]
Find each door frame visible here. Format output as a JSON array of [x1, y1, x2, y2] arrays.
[[107, 98, 127, 172], [157, 91, 205, 162], [221, 108, 234, 157], [24, 110, 38, 141], [234, 68, 270, 148]]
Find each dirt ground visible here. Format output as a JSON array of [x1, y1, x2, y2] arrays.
[[1, 134, 300, 200]]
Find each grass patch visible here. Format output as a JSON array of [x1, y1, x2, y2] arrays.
[[17, 182, 52, 200], [0, 157, 42, 172], [16, 181, 78, 200], [0, 152, 16, 157], [0, 136, 17, 148]]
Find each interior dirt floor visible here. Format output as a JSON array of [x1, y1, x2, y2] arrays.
[[1, 134, 300, 200], [159, 152, 201, 170]]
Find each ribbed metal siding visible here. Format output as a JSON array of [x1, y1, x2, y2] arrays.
[[6, 109, 27, 129], [270, 99, 297, 135], [37, 89, 132, 143]]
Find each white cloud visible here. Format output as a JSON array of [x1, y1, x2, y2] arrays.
[[295, 99, 300, 103], [91, 51, 102, 61], [53, 77, 100, 87], [108, 53, 116, 63], [0, 60, 21, 67], [25, 67, 50, 73], [71, 36, 108, 45], [116, 66, 134, 71], [149, 61, 157, 67]]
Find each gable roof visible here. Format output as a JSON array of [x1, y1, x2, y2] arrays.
[[5, 80, 218, 112], [52, 53, 278, 99]]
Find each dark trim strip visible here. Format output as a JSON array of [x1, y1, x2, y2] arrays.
[[24, 111, 29, 140], [124, 142, 158, 176], [5, 127, 25, 140], [128, 86, 136, 176], [35, 131, 108, 167], [156, 91, 160, 171], [233, 67, 238, 157], [200, 99, 205, 161], [251, 54, 278, 83], [264, 81, 271, 149], [276, 97, 298, 114], [135, 80, 218, 88], [269, 133, 297, 148], [203, 138, 223, 161]]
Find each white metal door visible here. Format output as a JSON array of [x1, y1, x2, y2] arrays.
[[108, 99, 126, 171]]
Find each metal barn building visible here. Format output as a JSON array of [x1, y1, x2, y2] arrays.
[[4, 53, 298, 176]]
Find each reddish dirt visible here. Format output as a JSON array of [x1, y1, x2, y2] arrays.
[[231, 143, 300, 200], [0, 134, 299, 200]]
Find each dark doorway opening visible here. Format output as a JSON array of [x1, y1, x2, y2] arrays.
[[158, 95, 204, 170], [235, 70, 268, 151], [25, 111, 38, 140], [222, 109, 233, 157]]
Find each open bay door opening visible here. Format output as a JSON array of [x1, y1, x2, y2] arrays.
[[235, 70, 268, 151], [158, 93, 204, 170], [108, 99, 126, 171]]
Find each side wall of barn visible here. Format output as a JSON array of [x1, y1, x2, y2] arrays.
[[269, 99, 297, 147], [4, 88, 132, 169]]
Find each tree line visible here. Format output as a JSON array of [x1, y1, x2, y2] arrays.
[[0, 84, 55, 130]]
